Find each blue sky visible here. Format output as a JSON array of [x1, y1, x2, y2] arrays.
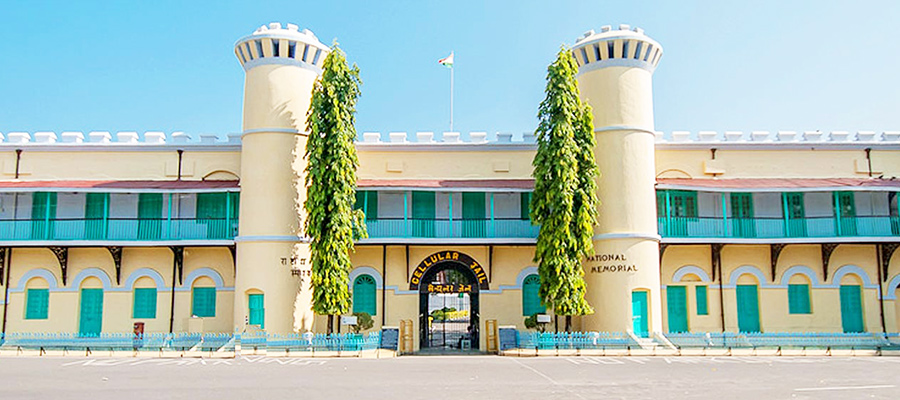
[[1, 1, 899, 138]]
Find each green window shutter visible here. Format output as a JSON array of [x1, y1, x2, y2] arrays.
[[839, 285, 864, 333], [138, 193, 163, 240], [666, 286, 688, 333], [411, 191, 435, 237], [84, 193, 109, 240], [196, 193, 227, 219], [671, 191, 697, 218], [362, 191, 378, 220], [730, 193, 756, 238], [837, 192, 856, 217], [354, 191, 365, 210], [656, 191, 665, 217], [462, 192, 486, 238], [352, 275, 377, 315], [25, 288, 49, 320], [191, 287, 217, 318], [228, 192, 240, 219], [736, 285, 761, 332], [695, 285, 709, 315], [248, 293, 265, 328], [787, 284, 811, 314], [85, 193, 108, 219], [411, 191, 435, 219], [31, 192, 57, 239], [785, 193, 805, 218], [132, 288, 158, 319], [462, 192, 486, 219], [520, 192, 532, 220], [522, 274, 544, 316]]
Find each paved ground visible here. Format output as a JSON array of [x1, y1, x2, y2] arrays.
[[2, 355, 900, 399]]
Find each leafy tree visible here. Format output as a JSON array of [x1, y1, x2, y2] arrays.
[[530, 46, 598, 332], [350, 312, 374, 333], [305, 42, 367, 334]]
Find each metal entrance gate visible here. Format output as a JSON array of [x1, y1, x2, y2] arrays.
[[426, 291, 472, 349], [418, 264, 480, 352]]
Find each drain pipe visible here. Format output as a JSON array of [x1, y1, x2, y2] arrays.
[[1, 248, 11, 336], [169, 253, 177, 334], [876, 244, 887, 334], [176, 150, 184, 181], [14, 149, 22, 179], [382, 245, 387, 326]]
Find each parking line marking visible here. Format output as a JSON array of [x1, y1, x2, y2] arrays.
[[795, 384, 895, 392]]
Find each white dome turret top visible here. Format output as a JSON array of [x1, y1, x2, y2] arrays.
[[234, 22, 330, 73], [572, 24, 663, 74]]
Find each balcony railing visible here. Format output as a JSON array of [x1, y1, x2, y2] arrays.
[[659, 215, 900, 239], [365, 218, 539, 239], [0, 218, 238, 241]]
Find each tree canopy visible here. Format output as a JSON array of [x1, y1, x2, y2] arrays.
[[530, 46, 598, 330], [304, 42, 366, 333]]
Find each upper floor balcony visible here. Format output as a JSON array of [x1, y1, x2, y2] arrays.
[[657, 187, 900, 242], [354, 189, 537, 243], [0, 183, 239, 243]]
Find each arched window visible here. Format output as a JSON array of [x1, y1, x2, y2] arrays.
[[25, 277, 49, 320], [352, 275, 376, 315], [132, 277, 158, 319], [522, 274, 544, 316]]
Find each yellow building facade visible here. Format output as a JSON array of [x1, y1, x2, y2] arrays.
[[1, 23, 899, 352]]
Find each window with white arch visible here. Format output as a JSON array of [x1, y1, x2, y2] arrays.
[[522, 274, 544, 316], [352, 275, 376, 316]]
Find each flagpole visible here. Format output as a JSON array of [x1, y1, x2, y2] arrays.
[[449, 54, 454, 132]]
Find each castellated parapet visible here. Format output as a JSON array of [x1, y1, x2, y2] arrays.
[[234, 22, 330, 72], [0, 130, 898, 147]]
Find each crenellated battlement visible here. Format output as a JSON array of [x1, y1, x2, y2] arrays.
[[1, 129, 898, 148], [0, 131, 242, 146], [654, 130, 900, 146], [234, 22, 330, 72], [572, 24, 663, 74]]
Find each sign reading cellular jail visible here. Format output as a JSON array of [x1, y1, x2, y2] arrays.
[[410, 251, 489, 291]]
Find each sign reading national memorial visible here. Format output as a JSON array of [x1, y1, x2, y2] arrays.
[[587, 253, 638, 273]]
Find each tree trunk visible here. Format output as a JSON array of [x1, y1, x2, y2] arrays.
[[565, 315, 572, 332], [327, 314, 334, 334]]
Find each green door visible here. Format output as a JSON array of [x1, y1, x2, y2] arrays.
[[411, 191, 435, 237], [462, 192, 486, 237], [197, 193, 228, 238], [784, 192, 807, 237], [666, 286, 688, 333], [31, 192, 57, 240], [85, 193, 109, 240], [730, 193, 755, 238], [836, 192, 857, 236], [79, 288, 104, 337], [839, 285, 864, 333], [137, 193, 163, 240], [736, 285, 760, 332], [248, 293, 265, 329], [632, 291, 649, 337]]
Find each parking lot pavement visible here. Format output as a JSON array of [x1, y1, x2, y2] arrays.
[[2, 356, 900, 399]]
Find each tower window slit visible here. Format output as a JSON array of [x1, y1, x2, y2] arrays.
[[244, 43, 254, 61], [272, 39, 280, 57], [643, 44, 654, 61], [237, 48, 246, 64], [255, 40, 264, 58], [622, 40, 630, 59], [652, 49, 661, 64], [607, 41, 615, 59], [288, 41, 296, 58], [633, 41, 643, 60], [302, 44, 310, 62], [594, 44, 602, 61], [312, 48, 322, 65], [580, 48, 589, 64]]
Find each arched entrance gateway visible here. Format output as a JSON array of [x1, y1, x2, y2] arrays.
[[410, 251, 489, 352]]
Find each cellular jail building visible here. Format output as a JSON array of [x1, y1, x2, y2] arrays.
[[1, 23, 899, 352]]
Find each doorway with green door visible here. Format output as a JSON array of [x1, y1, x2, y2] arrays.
[[631, 290, 649, 337], [79, 288, 104, 337]]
